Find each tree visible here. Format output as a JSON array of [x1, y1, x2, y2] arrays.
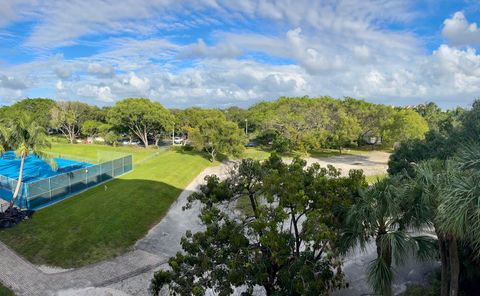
[[340, 177, 436, 296], [3, 115, 55, 208], [331, 110, 361, 153], [51, 101, 91, 144], [381, 109, 429, 147], [404, 158, 471, 296], [108, 98, 173, 148], [11, 98, 55, 130], [188, 116, 246, 161], [151, 155, 367, 295], [81, 120, 102, 138], [435, 144, 480, 296]]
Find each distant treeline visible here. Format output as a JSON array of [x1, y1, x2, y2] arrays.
[[0, 96, 467, 155]]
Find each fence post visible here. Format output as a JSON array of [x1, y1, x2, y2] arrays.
[[49, 177, 52, 199]]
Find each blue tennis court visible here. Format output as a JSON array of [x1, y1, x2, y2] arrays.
[[0, 151, 132, 210], [0, 151, 92, 183]]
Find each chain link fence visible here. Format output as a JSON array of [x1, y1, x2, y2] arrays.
[[0, 152, 133, 210]]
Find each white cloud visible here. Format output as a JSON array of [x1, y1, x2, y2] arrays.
[[0, 0, 479, 109], [55, 80, 64, 90], [442, 12, 480, 47], [0, 74, 27, 90], [54, 66, 73, 79], [87, 63, 115, 78], [179, 39, 241, 59], [76, 85, 114, 102]]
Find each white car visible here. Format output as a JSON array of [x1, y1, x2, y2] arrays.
[[173, 137, 183, 145]]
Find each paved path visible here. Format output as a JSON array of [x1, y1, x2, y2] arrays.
[[0, 152, 435, 296]]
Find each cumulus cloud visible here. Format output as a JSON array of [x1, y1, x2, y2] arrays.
[[0, 74, 27, 90], [76, 84, 114, 102], [55, 80, 64, 90], [87, 63, 115, 78], [54, 66, 73, 79], [179, 39, 241, 59], [442, 12, 480, 47], [0, 0, 479, 108]]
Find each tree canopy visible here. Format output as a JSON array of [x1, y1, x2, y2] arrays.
[[108, 98, 173, 148], [187, 115, 246, 161], [50, 101, 91, 144], [151, 155, 367, 295]]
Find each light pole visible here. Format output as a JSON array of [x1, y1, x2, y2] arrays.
[[245, 119, 248, 137], [172, 122, 175, 146]]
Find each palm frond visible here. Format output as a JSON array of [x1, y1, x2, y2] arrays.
[[411, 235, 438, 262], [380, 231, 411, 266], [367, 256, 393, 296]]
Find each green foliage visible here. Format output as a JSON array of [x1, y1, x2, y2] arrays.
[[0, 282, 15, 296], [151, 155, 367, 295], [271, 133, 291, 153], [248, 96, 430, 153], [108, 98, 173, 148], [330, 110, 361, 152], [10, 98, 55, 129], [179, 108, 246, 161], [341, 177, 437, 296], [81, 120, 102, 138], [224, 106, 251, 133], [387, 132, 451, 176], [381, 109, 429, 146], [0, 114, 54, 207], [50, 101, 92, 144], [387, 100, 476, 176]]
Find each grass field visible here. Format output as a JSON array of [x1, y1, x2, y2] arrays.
[[0, 144, 215, 268], [0, 283, 14, 296]]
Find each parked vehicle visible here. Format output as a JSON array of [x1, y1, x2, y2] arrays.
[[173, 137, 183, 145]]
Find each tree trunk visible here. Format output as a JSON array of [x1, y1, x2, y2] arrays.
[[448, 237, 460, 296], [264, 285, 272, 296], [339, 146, 343, 154], [143, 130, 149, 148], [438, 235, 450, 296], [210, 148, 216, 162], [68, 125, 76, 144], [376, 233, 393, 296], [10, 151, 26, 208], [384, 244, 393, 296]]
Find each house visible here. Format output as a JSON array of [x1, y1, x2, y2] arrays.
[[361, 130, 382, 145]]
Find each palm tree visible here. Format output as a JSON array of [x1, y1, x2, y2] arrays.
[[7, 115, 55, 209], [435, 143, 480, 296], [340, 177, 436, 296], [404, 159, 463, 296]]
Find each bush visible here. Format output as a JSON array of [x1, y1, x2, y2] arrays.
[[272, 135, 291, 153]]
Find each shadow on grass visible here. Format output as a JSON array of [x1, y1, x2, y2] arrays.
[[0, 178, 183, 268]]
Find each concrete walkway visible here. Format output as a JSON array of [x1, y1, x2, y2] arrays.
[[0, 152, 435, 296]]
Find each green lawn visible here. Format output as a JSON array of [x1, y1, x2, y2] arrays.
[[241, 147, 271, 160], [47, 142, 158, 163], [0, 283, 14, 296], [0, 144, 215, 268]]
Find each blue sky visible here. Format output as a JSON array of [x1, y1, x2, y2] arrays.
[[0, 0, 479, 108]]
